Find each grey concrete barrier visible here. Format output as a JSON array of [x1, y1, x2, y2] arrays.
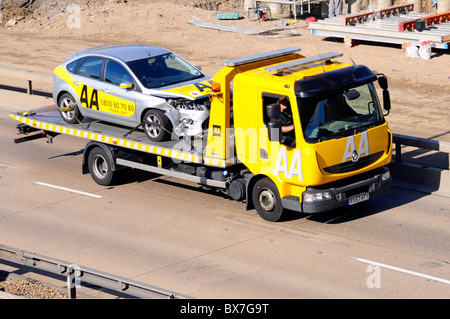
[[390, 134, 450, 197]]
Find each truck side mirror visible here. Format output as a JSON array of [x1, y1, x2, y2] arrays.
[[377, 75, 388, 90], [266, 104, 296, 147], [266, 104, 282, 142], [383, 89, 391, 115], [377, 74, 391, 116]]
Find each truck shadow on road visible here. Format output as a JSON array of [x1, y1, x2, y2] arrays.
[[124, 171, 433, 224], [86, 164, 438, 225], [283, 186, 431, 224]]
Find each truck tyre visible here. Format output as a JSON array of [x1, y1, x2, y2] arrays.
[[88, 147, 115, 186], [58, 93, 84, 124], [252, 178, 284, 222], [142, 109, 172, 142]]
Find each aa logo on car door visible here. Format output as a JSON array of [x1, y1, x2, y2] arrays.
[[76, 84, 135, 117]]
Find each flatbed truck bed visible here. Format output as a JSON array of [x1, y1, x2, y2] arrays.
[[10, 105, 235, 189], [11, 105, 212, 165]]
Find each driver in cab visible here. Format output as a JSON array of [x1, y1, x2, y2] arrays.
[[279, 96, 294, 136]]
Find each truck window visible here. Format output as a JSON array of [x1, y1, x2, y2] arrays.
[[262, 93, 295, 140]]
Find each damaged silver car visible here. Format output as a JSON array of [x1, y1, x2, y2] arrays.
[[53, 44, 212, 141]]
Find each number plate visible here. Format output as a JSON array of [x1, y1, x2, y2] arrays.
[[348, 192, 369, 205]]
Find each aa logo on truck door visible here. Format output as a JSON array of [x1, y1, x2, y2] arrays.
[[275, 147, 302, 180], [343, 132, 369, 163]]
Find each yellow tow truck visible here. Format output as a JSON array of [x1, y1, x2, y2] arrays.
[[11, 47, 392, 221]]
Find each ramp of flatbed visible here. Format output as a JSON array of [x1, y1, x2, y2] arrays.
[[309, 11, 450, 49]]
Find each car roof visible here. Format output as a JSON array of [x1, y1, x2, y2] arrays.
[[70, 44, 171, 63]]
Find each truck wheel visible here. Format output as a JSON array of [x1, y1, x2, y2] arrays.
[[58, 93, 83, 124], [88, 147, 115, 186], [252, 178, 284, 222], [142, 109, 172, 142]]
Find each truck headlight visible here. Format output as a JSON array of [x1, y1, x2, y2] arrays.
[[303, 191, 332, 203], [382, 170, 391, 182]]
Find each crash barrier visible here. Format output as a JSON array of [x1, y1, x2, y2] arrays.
[[0, 67, 52, 95], [391, 133, 450, 197], [0, 244, 191, 299]]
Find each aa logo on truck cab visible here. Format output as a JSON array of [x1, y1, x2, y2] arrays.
[[275, 147, 302, 180], [343, 132, 369, 163]]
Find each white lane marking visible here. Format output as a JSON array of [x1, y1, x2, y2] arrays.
[[356, 258, 450, 285], [35, 182, 103, 199]]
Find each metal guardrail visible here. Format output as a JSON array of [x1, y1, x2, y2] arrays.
[[0, 67, 52, 95], [0, 244, 192, 299]]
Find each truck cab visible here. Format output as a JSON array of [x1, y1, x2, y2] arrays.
[[206, 48, 392, 221]]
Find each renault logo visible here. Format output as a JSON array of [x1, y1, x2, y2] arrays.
[[351, 150, 359, 162]]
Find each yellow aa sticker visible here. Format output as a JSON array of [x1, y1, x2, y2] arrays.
[[55, 65, 136, 117], [74, 84, 135, 117], [162, 80, 213, 99]]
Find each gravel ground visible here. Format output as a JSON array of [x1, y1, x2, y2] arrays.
[[0, 272, 84, 299], [1, 278, 68, 299]]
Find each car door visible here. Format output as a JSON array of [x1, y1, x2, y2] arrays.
[[71, 56, 105, 120], [99, 58, 138, 126]]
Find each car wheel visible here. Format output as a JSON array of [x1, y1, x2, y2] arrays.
[[58, 93, 83, 124], [252, 177, 284, 222], [142, 109, 172, 142]]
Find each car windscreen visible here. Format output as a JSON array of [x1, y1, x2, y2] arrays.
[[126, 53, 203, 89]]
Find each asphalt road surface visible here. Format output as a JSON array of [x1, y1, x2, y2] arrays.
[[0, 90, 449, 299]]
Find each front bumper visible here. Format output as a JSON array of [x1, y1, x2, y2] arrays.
[[281, 167, 392, 213]]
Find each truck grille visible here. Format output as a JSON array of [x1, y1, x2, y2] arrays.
[[323, 151, 384, 174]]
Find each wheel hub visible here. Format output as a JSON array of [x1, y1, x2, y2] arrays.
[[145, 115, 161, 138], [93, 155, 108, 178], [259, 189, 275, 211]]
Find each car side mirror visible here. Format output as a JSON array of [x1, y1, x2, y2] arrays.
[[120, 82, 133, 90]]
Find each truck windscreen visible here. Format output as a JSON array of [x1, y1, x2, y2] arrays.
[[298, 82, 384, 143]]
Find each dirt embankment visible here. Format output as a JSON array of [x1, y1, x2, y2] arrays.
[[0, 0, 449, 141]]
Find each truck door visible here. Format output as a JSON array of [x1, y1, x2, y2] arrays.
[[260, 93, 302, 184]]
